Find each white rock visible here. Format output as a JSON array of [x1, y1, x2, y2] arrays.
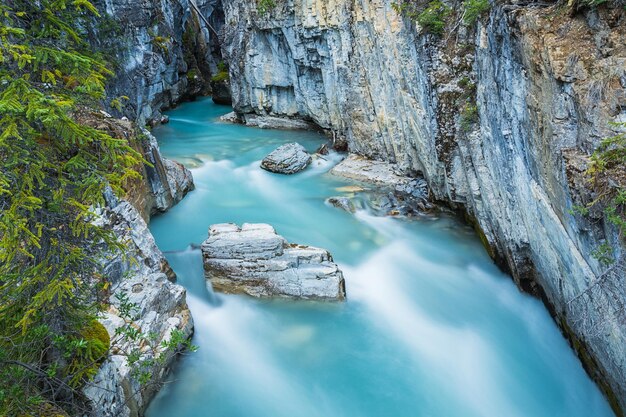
[[329, 154, 410, 187], [85, 200, 192, 417], [261, 143, 313, 174], [201, 223, 346, 300], [244, 114, 314, 130]]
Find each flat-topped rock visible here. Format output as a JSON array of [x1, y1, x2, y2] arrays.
[[329, 154, 410, 187], [243, 114, 315, 130], [201, 223, 346, 300], [261, 143, 312, 174]]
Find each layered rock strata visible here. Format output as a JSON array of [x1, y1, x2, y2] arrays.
[[86, 195, 193, 417], [221, 0, 626, 411], [93, 0, 225, 123], [202, 223, 346, 300], [329, 155, 432, 215]]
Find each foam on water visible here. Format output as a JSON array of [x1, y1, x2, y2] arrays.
[[146, 98, 614, 417]]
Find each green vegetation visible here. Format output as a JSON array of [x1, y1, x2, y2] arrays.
[[417, 1, 451, 35], [257, 0, 277, 15], [459, 103, 479, 132], [462, 0, 491, 25], [151, 34, 170, 54], [0, 1, 194, 415], [587, 124, 626, 236], [571, 123, 626, 265], [0, 1, 141, 414], [392, 0, 451, 35], [113, 292, 197, 386], [211, 61, 230, 83]]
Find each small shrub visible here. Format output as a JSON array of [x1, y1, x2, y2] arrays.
[[463, 0, 491, 25], [592, 242, 615, 266], [575, 123, 626, 266], [66, 320, 111, 387], [587, 123, 626, 236], [151, 35, 170, 54], [460, 103, 479, 132], [257, 0, 276, 15], [187, 69, 199, 81], [211, 62, 229, 83], [417, 1, 451, 35]]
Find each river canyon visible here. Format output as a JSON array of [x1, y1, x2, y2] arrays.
[[140, 98, 615, 417], [2, 1, 623, 416]]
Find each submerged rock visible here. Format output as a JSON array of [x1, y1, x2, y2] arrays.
[[201, 223, 346, 300], [326, 196, 359, 213], [261, 143, 312, 174]]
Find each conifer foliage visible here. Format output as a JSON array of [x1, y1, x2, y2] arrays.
[[0, 1, 143, 414]]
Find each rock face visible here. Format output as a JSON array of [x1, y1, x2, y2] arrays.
[[222, 0, 626, 411], [201, 223, 346, 300], [138, 129, 196, 219], [211, 79, 233, 105], [75, 111, 195, 222], [92, 0, 225, 124], [72, 112, 195, 416], [261, 142, 313, 174], [86, 195, 193, 417]]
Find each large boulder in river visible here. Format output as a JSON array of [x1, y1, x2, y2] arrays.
[[261, 143, 312, 174], [201, 223, 346, 300]]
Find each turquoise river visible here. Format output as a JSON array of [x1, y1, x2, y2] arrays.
[[146, 98, 614, 417]]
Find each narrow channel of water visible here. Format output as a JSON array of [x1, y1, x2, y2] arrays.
[[146, 98, 613, 417]]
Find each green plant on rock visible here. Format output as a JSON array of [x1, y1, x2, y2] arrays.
[[573, 123, 626, 266], [459, 103, 479, 133], [0, 1, 144, 415], [417, 1, 451, 35], [66, 321, 111, 387], [151, 34, 170, 54], [257, 0, 277, 15], [587, 123, 626, 236], [110, 95, 130, 112], [211, 61, 229, 83], [462, 0, 491, 25], [113, 292, 197, 386]]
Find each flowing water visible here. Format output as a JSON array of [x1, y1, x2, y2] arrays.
[[146, 98, 614, 417]]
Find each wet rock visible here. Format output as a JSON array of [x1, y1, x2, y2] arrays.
[[261, 143, 312, 174], [211, 80, 232, 105], [101, 0, 223, 124], [329, 155, 432, 216], [163, 158, 195, 205], [243, 114, 315, 130], [201, 223, 346, 300], [326, 196, 359, 213], [220, 111, 241, 124], [316, 143, 330, 155], [330, 155, 413, 187]]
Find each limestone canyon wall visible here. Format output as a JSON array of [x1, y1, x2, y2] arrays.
[[221, 1, 626, 412]]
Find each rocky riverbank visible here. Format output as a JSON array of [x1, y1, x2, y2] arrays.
[[74, 111, 196, 416]]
